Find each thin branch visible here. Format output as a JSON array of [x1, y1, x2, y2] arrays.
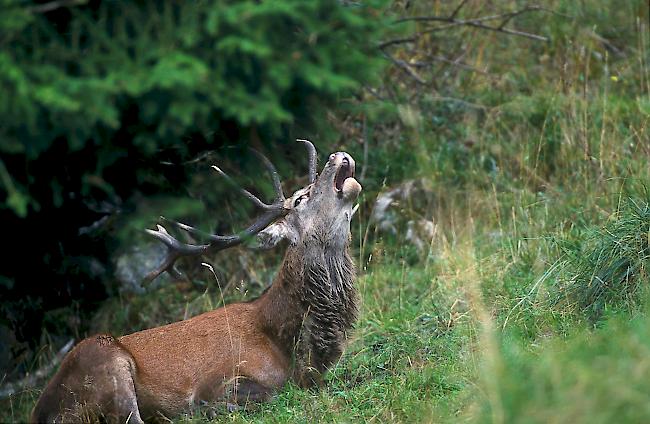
[[410, 55, 491, 75], [362, 85, 388, 101], [429, 96, 488, 110], [382, 52, 426, 84], [498, 5, 540, 29], [449, 0, 470, 20], [461, 21, 547, 41], [390, 5, 548, 43], [378, 36, 418, 50], [29, 0, 86, 13], [396, 5, 542, 24], [590, 31, 625, 58]]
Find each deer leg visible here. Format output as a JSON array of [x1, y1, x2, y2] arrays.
[[204, 376, 275, 405], [72, 337, 144, 423], [57, 360, 144, 423], [194, 376, 274, 418], [102, 360, 144, 424], [232, 378, 275, 402], [31, 336, 144, 424]]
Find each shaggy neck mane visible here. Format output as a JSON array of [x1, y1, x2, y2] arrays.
[[256, 236, 358, 372]]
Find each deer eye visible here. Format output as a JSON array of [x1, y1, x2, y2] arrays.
[[294, 196, 303, 207]]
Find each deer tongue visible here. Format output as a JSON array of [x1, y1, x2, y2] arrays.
[[341, 177, 362, 200]]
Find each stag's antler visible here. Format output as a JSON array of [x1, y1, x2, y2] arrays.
[[144, 141, 318, 284], [297, 139, 317, 183], [144, 150, 287, 284]]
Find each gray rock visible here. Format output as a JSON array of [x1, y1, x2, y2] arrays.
[[406, 219, 437, 252], [371, 178, 437, 252], [114, 244, 171, 293]]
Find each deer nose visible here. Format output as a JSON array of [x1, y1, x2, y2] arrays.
[[328, 152, 354, 167], [340, 153, 355, 172]]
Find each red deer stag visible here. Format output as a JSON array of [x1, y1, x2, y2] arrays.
[[31, 140, 362, 423]]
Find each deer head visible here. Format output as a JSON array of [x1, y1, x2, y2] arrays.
[[258, 150, 362, 250], [144, 139, 361, 283]]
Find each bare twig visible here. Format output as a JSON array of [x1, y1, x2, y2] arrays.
[[362, 85, 388, 101], [497, 5, 538, 29], [590, 31, 625, 58], [387, 5, 549, 43], [29, 0, 86, 13], [378, 36, 418, 50], [383, 52, 426, 84], [449, 0, 470, 20], [395, 5, 542, 25], [429, 96, 488, 110], [411, 55, 491, 75], [433, 18, 546, 41]]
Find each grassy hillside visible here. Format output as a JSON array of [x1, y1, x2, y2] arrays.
[[3, 0, 649, 422]]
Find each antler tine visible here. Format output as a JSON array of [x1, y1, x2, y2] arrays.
[[211, 165, 270, 210], [160, 216, 238, 245], [211, 148, 286, 210], [143, 224, 210, 283], [296, 139, 317, 183], [144, 150, 290, 284], [249, 148, 285, 202]]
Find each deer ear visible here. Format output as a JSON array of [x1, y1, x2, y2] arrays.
[[256, 221, 298, 249]]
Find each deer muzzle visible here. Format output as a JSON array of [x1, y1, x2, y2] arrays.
[[330, 153, 361, 200]]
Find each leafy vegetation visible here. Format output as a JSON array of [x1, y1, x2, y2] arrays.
[[2, 0, 650, 423]]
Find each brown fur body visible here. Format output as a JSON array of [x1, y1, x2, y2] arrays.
[[30, 151, 361, 423]]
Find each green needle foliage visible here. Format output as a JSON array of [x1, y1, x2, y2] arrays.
[[0, 0, 387, 217]]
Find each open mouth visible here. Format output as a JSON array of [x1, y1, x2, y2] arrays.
[[334, 157, 355, 191]]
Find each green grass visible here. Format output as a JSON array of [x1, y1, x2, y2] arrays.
[[476, 311, 650, 424], [2, 0, 649, 422]]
